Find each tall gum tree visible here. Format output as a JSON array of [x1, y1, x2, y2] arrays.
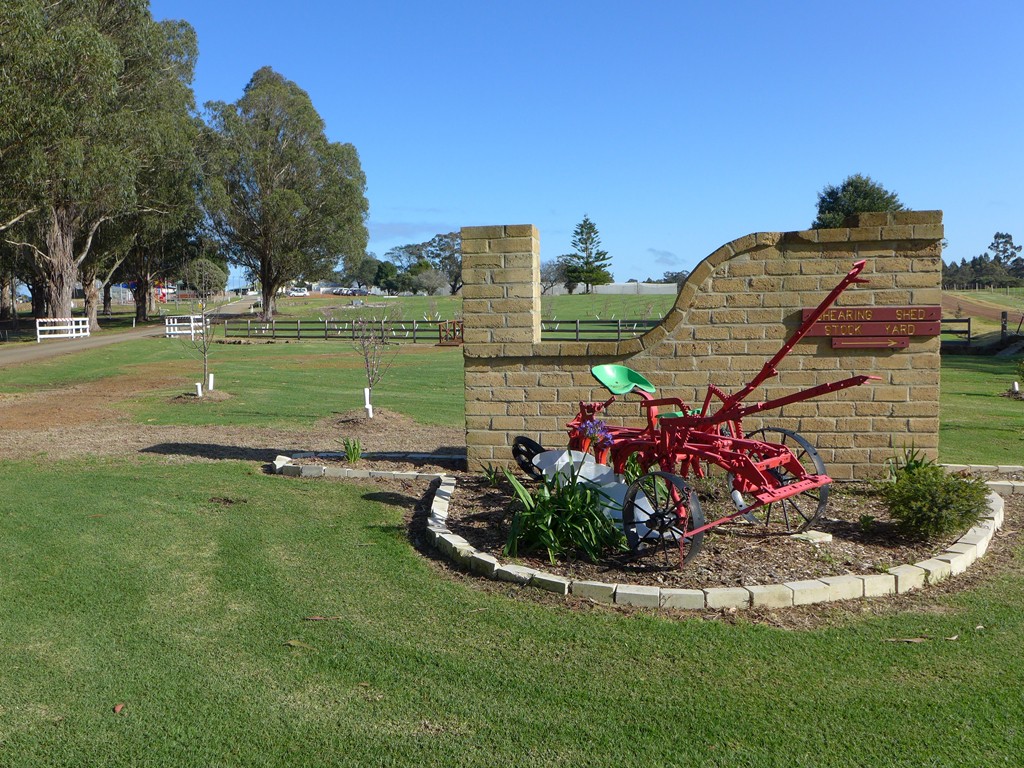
[[0, 2, 198, 318], [203, 67, 368, 320]]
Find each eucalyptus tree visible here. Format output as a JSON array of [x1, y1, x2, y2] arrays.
[[0, 2, 198, 318], [203, 67, 369, 320]]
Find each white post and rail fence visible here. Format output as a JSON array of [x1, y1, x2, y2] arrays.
[[164, 315, 207, 340], [35, 318, 90, 343]]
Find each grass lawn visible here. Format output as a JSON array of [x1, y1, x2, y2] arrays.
[[1, 340, 1023, 765], [939, 354, 1024, 464], [2, 457, 1023, 766], [0, 339, 465, 428]]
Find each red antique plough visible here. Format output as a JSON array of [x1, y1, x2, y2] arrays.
[[512, 260, 879, 568]]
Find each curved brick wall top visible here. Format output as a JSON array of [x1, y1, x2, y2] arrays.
[[461, 212, 943, 479]]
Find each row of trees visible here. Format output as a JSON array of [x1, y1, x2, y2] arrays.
[[354, 232, 463, 296], [0, 2, 369, 326], [942, 233, 1024, 288]]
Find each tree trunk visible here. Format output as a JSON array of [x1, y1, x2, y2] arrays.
[[102, 282, 112, 315], [81, 265, 102, 331], [133, 276, 151, 322], [41, 206, 77, 318], [260, 280, 278, 321], [29, 275, 47, 317], [0, 272, 12, 321]]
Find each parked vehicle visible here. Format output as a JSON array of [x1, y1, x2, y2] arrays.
[[287, 287, 309, 297]]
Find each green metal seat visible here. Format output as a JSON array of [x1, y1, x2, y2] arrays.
[[590, 364, 657, 396]]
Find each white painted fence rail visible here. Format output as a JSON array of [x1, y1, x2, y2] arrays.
[[164, 315, 207, 340], [36, 318, 90, 343]]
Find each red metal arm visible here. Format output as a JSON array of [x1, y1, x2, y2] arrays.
[[714, 260, 870, 413]]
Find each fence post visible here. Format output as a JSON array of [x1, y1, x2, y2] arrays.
[[617, 318, 622, 342], [297, 319, 301, 339], [575, 319, 580, 341], [272, 319, 276, 339], [1001, 311, 1008, 338]]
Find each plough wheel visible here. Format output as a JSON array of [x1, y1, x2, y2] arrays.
[[622, 471, 705, 568], [744, 427, 830, 532], [511, 436, 545, 481]]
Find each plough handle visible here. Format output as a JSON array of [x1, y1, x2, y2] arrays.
[[716, 260, 869, 411]]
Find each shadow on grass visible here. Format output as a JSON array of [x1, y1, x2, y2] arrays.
[[141, 442, 290, 463]]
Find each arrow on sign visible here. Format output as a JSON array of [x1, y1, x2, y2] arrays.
[[832, 336, 909, 350]]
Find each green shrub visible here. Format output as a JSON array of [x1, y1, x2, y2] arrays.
[[502, 468, 627, 565], [342, 437, 362, 464], [878, 463, 988, 541]]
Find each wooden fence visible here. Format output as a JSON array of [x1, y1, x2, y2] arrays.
[[223, 317, 659, 343], [223, 318, 448, 342], [540, 318, 659, 342]]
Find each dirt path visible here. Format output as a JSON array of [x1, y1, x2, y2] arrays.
[[942, 293, 1023, 324], [0, 300, 253, 369]]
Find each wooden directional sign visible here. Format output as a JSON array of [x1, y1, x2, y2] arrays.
[[801, 305, 941, 323], [800, 305, 941, 348], [806, 321, 941, 337], [832, 336, 909, 350]]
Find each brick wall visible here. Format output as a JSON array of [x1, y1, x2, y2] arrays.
[[462, 212, 943, 479]]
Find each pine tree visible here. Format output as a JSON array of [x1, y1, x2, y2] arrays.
[[563, 215, 613, 293]]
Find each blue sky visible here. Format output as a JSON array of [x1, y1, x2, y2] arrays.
[[150, 0, 1024, 281]]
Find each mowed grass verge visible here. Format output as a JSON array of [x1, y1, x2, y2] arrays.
[[1, 341, 1023, 764], [939, 354, 1024, 464], [1, 456, 1023, 766], [0, 338, 465, 429]]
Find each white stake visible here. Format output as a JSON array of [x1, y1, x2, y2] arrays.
[[208, 373, 215, 391], [364, 387, 373, 418], [1014, 381, 1020, 394], [195, 382, 203, 398]]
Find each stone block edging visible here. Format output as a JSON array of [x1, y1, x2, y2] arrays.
[[276, 455, 1017, 611]]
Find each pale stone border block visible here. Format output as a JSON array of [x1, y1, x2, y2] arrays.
[[888, 564, 927, 593], [935, 548, 974, 576], [915, 558, 953, 584], [705, 587, 751, 610], [496, 564, 538, 584], [746, 584, 793, 608], [436, 533, 471, 558], [820, 575, 865, 602], [532, 572, 571, 595], [470, 552, 499, 577], [615, 585, 661, 608], [571, 581, 617, 603], [859, 573, 897, 597], [661, 588, 706, 610], [958, 527, 992, 558], [987, 481, 1015, 497], [786, 580, 830, 605]]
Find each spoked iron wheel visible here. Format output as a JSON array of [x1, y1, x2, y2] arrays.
[[622, 471, 705, 569], [741, 427, 830, 532], [511, 436, 545, 481]]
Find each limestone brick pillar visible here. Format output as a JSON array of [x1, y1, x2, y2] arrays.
[[460, 225, 541, 348]]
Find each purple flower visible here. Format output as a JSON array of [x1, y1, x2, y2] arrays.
[[581, 418, 613, 448]]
